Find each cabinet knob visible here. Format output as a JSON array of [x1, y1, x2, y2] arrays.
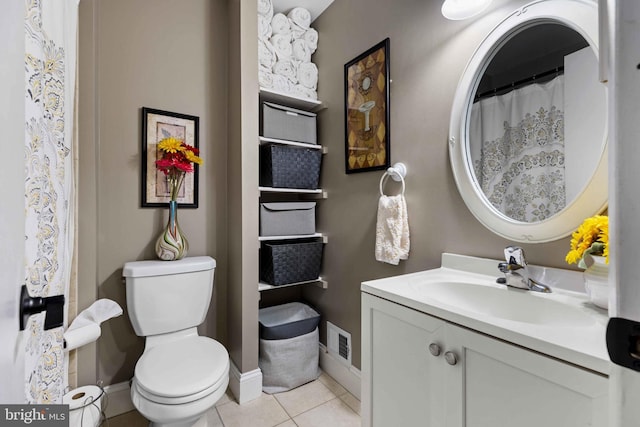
[[428, 343, 441, 356], [444, 351, 458, 365]]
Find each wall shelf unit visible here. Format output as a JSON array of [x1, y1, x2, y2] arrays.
[[258, 88, 327, 292], [259, 136, 327, 153], [259, 233, 327, 243], [259, 277, 328, 292], [259, 88, 324, 112]]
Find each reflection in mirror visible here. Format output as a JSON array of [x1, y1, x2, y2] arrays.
[[468, 24, 606, 223]]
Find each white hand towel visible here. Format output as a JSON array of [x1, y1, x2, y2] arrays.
[[375, 194, 410, 265], [303, 28, 318, 52], [292, 38, 311, 63], [287, 7, 311, 29], [271, 13, 291, 36], [270, 33, 293, 60], [258, 38, 277, 70], [297, 61, 318, 90], [258, 15, 273, 40], [273, 59, 298, 83], [258, 0, 273, 19]]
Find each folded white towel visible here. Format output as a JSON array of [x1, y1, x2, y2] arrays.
[[291, 39, 311, 63], [258, 15, 273, 40], [272, 73, 294, 94], [270, 33, 293, 60], [258, 0, 273, 19], [259, 66, 274, 89], [293, 84, 317, 100], [271, 13, 291, 35], [289, 19, 307, 39], [297, 61, 318, 90], [258, 38, 277, 70], [273, 59, 298, 83], [303, 28, 318, 52], [287, 7, 311, 29], [375, 194, 410, 265]]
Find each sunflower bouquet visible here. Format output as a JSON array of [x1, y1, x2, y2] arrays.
[[565, 215, 608, 269]]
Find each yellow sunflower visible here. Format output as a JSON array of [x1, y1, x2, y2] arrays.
[[158, 136, 184, 153]]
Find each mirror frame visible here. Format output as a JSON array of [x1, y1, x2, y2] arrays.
[[449, 0, 607, 243]]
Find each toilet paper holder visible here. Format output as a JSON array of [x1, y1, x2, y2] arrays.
[[19, 285, 65, 331]]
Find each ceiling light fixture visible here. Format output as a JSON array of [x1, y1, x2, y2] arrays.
[[441, 0, 493, 20]]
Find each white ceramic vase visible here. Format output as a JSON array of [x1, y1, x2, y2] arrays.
[[583, 255, 609, 309]]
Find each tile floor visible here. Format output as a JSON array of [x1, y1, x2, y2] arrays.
[[104, 372, 360, 427]]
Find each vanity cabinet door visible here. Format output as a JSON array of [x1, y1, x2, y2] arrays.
[[445, 324, 609, 427], [362, 294, 446, 427]]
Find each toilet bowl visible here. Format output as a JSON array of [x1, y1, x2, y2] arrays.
[[123, 257, 229, 427]]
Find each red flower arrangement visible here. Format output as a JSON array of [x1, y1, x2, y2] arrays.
[[155, 136, 203, 201]]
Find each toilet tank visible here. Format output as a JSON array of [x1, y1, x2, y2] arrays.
[[122, 256, 216, 337]]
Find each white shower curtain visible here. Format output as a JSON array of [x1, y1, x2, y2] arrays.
[[470, 76, 566, 222], [24, 0, 79, 403]]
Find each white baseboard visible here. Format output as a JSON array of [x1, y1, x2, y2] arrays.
[[103, 381, 134, 418], [228, 361, 263, 404], [319, 343, 361, 400]]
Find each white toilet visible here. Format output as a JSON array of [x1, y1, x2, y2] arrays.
[[123, 256, 229, 427]]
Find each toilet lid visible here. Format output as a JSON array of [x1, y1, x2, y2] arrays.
[[135, 336, 228, 398]]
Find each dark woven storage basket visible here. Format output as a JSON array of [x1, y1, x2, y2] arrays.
[[260, 239, 323, 286], [260, 144, 322, 189]]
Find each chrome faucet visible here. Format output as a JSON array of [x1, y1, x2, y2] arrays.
[[497, 246, 551, 293]]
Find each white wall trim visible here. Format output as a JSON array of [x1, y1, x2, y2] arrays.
[[102, 381, 134, 418], [229, 360, 262, 404], [319, 343, 361, 399]]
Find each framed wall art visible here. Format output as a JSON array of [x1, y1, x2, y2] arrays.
[[141, 107, 200, 208], [344, 38, 390, 174]]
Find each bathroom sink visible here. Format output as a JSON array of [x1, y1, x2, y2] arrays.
[[361, 254, 610, 375], [408, 280, 595, 327]]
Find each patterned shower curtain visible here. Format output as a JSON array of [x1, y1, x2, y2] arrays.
[[470, 76, 566, 223], [24, 0, 78, 403]]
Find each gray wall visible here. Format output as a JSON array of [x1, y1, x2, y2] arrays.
[[303, 0, 577, 369], [78, 0, 229, 385]]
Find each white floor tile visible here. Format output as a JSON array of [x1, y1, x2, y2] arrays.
[[193, 407, 224, 427], [217, 393, 289, 427], [317, 372, 347, 397], [107, 377, 361, 427], [293, 398, 361, 427], [274, 379, 336, 417]]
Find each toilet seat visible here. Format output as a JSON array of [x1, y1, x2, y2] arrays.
[[134, 336, 229, 405]]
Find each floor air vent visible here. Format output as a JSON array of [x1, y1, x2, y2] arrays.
[[327, 321, 352, 366]]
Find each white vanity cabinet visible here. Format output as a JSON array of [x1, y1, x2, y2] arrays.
[[362, 293, 609, 427]]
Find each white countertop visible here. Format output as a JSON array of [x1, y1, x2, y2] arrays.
[[361, 253, 610, 375]]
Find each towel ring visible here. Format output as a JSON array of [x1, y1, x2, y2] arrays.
[[379, 162, 407, 196]]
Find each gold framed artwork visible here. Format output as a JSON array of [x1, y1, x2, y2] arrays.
[[141, 107, 199, 208], [344, 38, 390, 173]]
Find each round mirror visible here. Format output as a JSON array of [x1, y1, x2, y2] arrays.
[[449, 0, 607, 243]]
